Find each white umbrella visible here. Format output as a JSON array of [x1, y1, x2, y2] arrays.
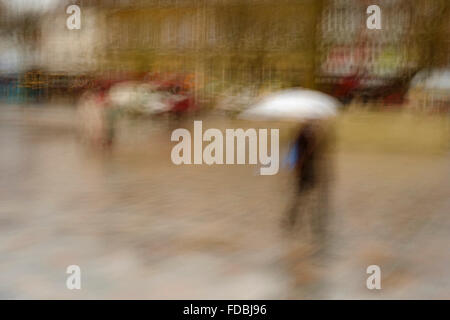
[[410, 69, 450, 90], [239, 89, 341, 121]]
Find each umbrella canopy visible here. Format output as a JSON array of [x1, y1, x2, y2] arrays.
[[239, 89, 341, 121], [410, 69, 450, 90]]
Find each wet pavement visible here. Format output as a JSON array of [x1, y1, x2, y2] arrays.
[[0, 105, 449, 299]]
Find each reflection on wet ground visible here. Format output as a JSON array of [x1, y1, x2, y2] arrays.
[[0, 106, 449, 299]]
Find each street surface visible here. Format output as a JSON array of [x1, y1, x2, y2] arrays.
[[0, 105, 449, 299]]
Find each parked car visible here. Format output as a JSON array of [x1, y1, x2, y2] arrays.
[[77, 79, 196, 147]]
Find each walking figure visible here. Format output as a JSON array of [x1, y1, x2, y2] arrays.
[[283, 120, 331, 241]]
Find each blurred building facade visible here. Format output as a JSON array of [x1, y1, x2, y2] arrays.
[[100, 0, 322, 103], [34, 2, 106, 103], [319, 0, 449, 78], [317, 0, 449, 104], [0, 0, 448, 106]]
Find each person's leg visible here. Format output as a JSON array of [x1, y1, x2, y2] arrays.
[[285, 195, 301, 227], [283, 183, 309, 230], [309, 177, 331, 255], [104, 107, 118, 148]]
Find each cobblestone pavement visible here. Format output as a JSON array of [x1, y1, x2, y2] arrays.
[[0, 106, 449, 299]]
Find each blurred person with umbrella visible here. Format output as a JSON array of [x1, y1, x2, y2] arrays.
[[240, 89, 339, 243], [283, 120, 331, 239]]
